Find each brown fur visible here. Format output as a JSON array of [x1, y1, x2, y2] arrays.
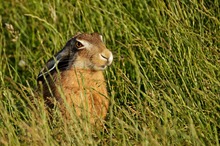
[[38, 33, 112, 125], [54, 68, 108, 124]]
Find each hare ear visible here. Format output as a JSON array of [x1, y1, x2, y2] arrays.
[[37, 36, 80, 81], [37, 53, 63, 81], [37, 42, 74, 81]]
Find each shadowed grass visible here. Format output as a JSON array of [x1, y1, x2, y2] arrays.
[[0, 0, 219, 145]]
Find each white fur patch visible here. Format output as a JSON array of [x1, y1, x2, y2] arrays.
[[76, 39, 92, 50], [99, 35, 103, 42], [108, 52, 113, 65]]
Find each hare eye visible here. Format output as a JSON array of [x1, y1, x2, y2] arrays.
[[75, 41, 83, 48]]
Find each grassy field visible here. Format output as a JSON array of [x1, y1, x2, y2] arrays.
[[0, 0, 219, 145]]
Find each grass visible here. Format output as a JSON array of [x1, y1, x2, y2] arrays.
[[0, 0, 219, 145]]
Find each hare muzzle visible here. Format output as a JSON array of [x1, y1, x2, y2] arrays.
[[100, 51, 113, 66]]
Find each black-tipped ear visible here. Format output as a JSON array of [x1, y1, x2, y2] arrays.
[[37, 56, 61, 81], [37, 38, 77, 81]]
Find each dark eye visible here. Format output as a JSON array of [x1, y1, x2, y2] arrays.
[[75, 41, 83, 48]]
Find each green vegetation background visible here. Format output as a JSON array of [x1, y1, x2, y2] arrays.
[[0, 0, 219, 145]]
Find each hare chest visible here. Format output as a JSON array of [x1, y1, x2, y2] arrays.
[[54, 68, 109, 123]]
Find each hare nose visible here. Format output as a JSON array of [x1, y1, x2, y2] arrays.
[[101, 54, 108, 60], [100, 53, 113, 65]]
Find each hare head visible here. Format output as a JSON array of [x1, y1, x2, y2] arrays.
[[37, 32, 113, 81], [73, 33, 113, 70]]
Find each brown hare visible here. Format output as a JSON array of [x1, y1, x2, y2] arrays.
[[37, 32, 113, 124]]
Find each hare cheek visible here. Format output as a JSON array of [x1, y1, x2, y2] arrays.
[[92, 58, 104, 66]]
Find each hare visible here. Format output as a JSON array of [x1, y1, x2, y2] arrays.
[[37, 32, 113, 124]]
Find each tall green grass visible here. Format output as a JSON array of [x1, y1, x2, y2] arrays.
[[0, 0, 219, 145]]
